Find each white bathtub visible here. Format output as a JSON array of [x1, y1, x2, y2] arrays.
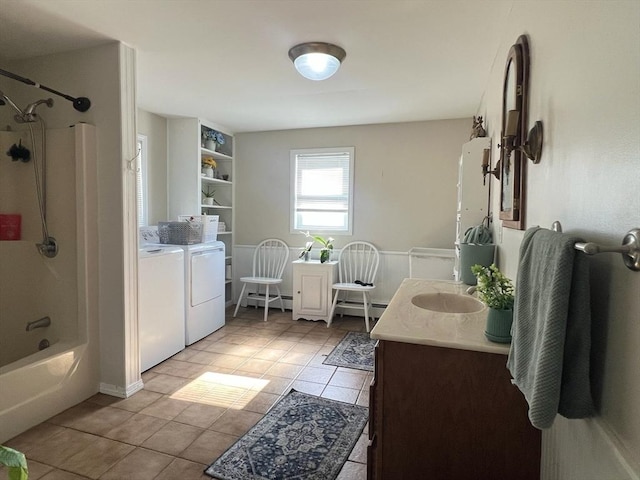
[[0, 124, 99, 443]]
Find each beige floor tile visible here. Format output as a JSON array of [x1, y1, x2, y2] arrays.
[[242, 336, 273, 347], [201, 341, 240, 354], [329, 371, 367, 390], [290, 379, 325, 396], [141, 370, 158, 383], [188, 339, 214, 351], [209, 409, 263, 437], [140, 421, 204, 457], [154, 458, 209, 480], [321, 385, 360, 404], [336, 460, 367, 480], [5, 422, 66, 455], [297, 366, 335, 384], [100, 447, 173, 480], [235, 358, 274, 374], [58, 437, 134, 479], [173, 403, 228, 428], [61, 406, 134, 436], [170, 348, 198, 362], [265, 362, 303, 379], [238, 391, 280, 414], [0, 460, 52, 480], [348, 433, 369, 464], [110, 389, 163, 412], [254, 375, 292, 395], [208, 353, 246, 369], [179, 430, 238, 465], [188, 350, 219, 365], [103, 413, 168, 445], [278, 332, 305, 342], [251, 347, 288, 362], [139, 396, 192, 420], [142, 374, 189, 394], [47, 402, 103, 428], [279, 351, 314, 366], [266, 339, 296, 351], [39, 470, 91, 480], [290, 342, 322, 354], [26, 428, 100, 467], [85, 393, 120, 407]]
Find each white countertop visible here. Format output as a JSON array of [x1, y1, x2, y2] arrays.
[[370, 278, 511, 356]]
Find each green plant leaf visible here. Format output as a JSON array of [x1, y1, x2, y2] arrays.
[[0, 446, 28, 480]]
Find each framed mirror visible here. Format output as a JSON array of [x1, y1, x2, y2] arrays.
[[499, 35, 529, 230]]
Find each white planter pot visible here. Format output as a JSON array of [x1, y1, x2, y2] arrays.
[[202, 166, 214, 178], [203, 197, 214, 206]]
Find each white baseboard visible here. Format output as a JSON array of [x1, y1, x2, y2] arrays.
[[99, 379, 144, 399]]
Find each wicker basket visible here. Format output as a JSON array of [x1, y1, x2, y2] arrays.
[[177, 215, 218, 242], [158, 221, 203, 245]]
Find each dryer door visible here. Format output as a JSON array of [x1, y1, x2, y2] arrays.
[[191, 248, 225, 306]]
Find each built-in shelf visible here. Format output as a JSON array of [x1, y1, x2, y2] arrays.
[[225, 279, 232, 284], [201, 147, 232, 160], [217, 231, 232, 235], [200, 204, 232, 209], [201, 177, 232, 185]]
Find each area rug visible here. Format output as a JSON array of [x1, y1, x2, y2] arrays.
[[322, 331, 376, 372], [204, 389, 368, 480]]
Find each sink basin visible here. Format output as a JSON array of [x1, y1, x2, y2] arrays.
[[411, 292, 484, 313]]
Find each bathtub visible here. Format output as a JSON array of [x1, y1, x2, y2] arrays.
[[0, 124, 99, 443]]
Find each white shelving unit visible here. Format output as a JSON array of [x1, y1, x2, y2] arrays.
[[168, 117, 234, 306]]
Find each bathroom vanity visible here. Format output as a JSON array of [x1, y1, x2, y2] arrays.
[[368, 279, 540, 479]]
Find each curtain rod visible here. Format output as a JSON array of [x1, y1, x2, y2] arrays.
[[0, 67, 91, 112]]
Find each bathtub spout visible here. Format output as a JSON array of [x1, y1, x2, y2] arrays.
[[26, 316, 51, 331]]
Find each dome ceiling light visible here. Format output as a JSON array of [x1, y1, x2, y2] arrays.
[[288, 42, 346, 81]]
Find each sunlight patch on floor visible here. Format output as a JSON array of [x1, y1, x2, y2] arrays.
[[170, 371, 270, 408]]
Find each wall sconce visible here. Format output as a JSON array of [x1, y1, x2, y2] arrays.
[[500, 109, 544, 164], [482, 147, 500, 184]]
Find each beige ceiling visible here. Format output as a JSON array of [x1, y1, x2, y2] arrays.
[[0, 0, 514, 133]]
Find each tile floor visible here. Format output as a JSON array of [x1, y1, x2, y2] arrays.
[[2, 307, 372, 480]]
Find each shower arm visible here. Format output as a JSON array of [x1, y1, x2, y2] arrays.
[[0, 68, 91, 112]]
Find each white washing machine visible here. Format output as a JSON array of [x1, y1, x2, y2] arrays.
[[181, 241, 226, 345], [138, 246, 185, 372]]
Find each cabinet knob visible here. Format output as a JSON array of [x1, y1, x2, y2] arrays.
[[297, 291, 301, 294]]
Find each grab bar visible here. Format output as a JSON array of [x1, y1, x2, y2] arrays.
[[26, 316, 51, 331], [551, 221, 640, 271]]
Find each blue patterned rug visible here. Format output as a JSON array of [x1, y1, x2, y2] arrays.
[[322, 332, 376, 372], [204, 390, 368, 480]]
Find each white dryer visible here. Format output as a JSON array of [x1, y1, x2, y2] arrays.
[[138, 246, 185, 372], [181, 241, 226, 345]]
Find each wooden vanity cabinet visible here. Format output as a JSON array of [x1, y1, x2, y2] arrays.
[[368, 340, 541, 480]]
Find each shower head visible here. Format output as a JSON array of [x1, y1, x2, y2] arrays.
[[24, 98, 54, 116]]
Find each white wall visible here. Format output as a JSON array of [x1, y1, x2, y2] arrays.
[[137, 109, 168, 225], [478, 2, 640, 477], [235, 119, 470, 252]]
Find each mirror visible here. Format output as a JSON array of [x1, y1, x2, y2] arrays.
[[499, 35, 529, 230]]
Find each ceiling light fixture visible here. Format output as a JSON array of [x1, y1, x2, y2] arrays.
[[288, 42, 346, 81]]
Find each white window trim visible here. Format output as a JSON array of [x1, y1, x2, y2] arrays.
[[136, 134, 149, 227], [290, 146, 354, 235]]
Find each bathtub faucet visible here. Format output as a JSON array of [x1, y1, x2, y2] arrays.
[[26, 316, 51, 331]]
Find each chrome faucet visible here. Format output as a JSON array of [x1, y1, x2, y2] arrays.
[[465, 286, 477, 295], [26, 316, 51, 331]]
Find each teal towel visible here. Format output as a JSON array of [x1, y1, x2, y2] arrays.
[[507, 227, 595, 429]]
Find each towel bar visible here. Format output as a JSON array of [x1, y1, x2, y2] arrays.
[[551, 221, 640, 271]]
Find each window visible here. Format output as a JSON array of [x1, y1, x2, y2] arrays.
[[136, 134, 148, 227], [291, 147, 354, 234]]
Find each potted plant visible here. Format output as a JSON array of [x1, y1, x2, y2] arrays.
[[201, 187, 219, 206], [201, 156, 216, 177], [471, 263, 515, 343], [303, 232, 334, 263], [0, 445, 28, 480], [202, 129, 225, 151]]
